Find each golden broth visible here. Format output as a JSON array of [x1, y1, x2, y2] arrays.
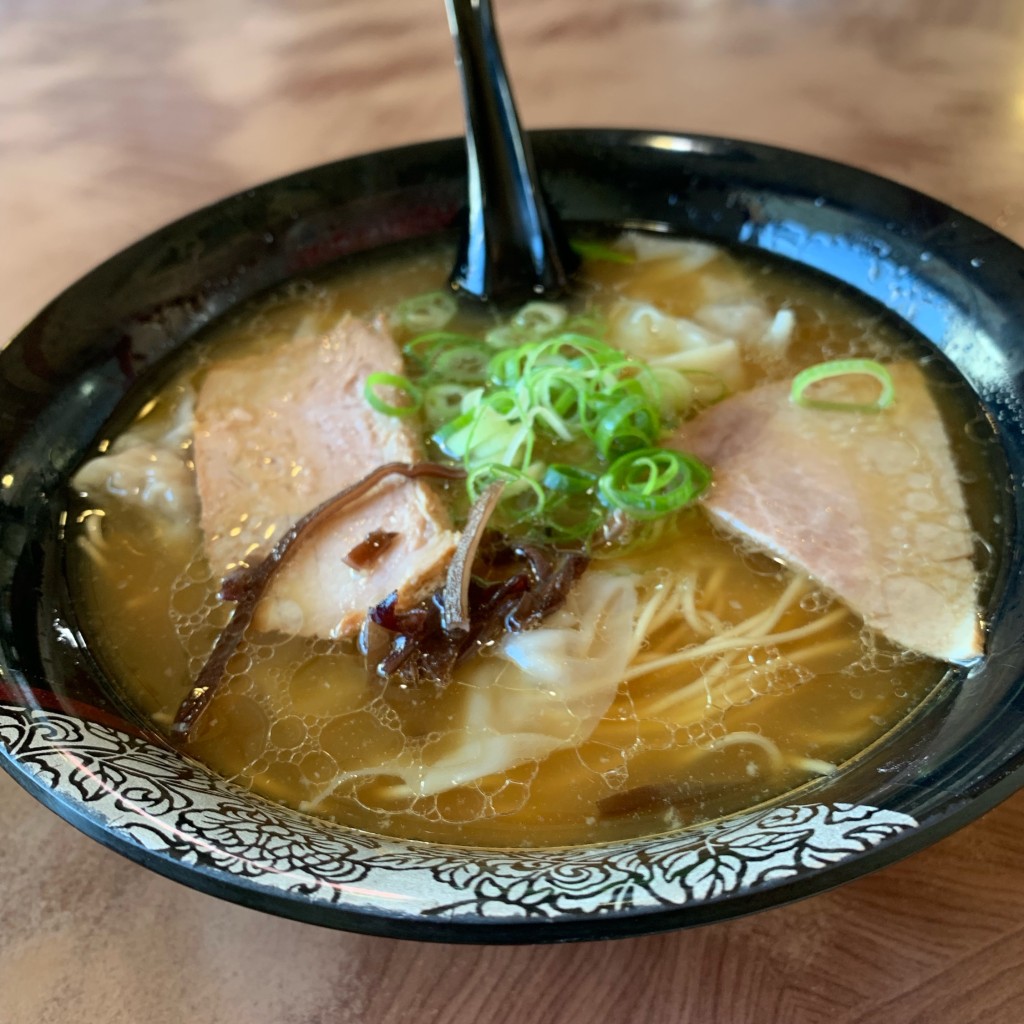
[[68, 237, 985, 848]]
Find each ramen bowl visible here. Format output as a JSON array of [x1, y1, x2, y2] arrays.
[[1, 130, 1023, 943]]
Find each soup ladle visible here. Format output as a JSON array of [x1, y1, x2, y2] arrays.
[[444, 0, 578, 304]]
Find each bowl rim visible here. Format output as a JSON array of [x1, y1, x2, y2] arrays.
[[2, 126, 1024, 943], [2, 706, 1022, 944]]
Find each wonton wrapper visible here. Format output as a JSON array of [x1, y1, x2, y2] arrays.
[[303, 571, 639, 803]]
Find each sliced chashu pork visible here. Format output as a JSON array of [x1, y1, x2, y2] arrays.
[[192, 315, 459, 638], [670, 361, 982, 663]]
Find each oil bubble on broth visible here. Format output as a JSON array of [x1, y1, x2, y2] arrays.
[[66, 233, 996, 848]]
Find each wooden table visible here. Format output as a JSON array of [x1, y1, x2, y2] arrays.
[[2, 1, 1022, 1020]]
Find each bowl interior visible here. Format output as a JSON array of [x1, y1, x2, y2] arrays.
[[2, 130, 1023, 942]]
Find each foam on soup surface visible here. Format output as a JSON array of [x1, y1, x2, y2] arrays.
[[67, 234, 995, 848]]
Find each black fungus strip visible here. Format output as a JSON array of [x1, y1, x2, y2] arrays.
[[363, 538, 590, 690], [343, 529, 400, 570], [171, 461, 466, 738], [441, 481, 505, 634]]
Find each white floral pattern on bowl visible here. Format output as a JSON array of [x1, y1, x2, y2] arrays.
[[0, 703, 918, 923]]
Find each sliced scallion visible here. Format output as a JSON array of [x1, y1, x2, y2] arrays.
[[403, 331, 487, 366], [372, 304, 714, 545], [467, 464, 547, 520], [513, 301, 568, 336], [432, 344, 493, 383], [593, 395, 659, 459], [395, 291, 457, 333], [543, 464, 598, 495], [423, 383, 469, 426], [790, 359, 895, 412], [598, 448, 711, 520], [364, 372, 422, 418]]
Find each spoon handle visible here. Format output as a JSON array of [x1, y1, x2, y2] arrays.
[[445, 0, 578, 304]]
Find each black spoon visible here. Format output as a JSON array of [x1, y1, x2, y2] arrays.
[[444, 0, 579, 304]]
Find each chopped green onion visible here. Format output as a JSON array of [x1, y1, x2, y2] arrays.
[[570, 240, 636, 264], [543, 464, 598, 495], [403, 331, 486, 365], [593, 395, 659, 458], [486, 345, 527, 386], [423, 383, 469, 426], [483, 324, 527, 349], [790, 359, 895, 412], [521, 368, 586, 437], [525, 403, 576, 444], [459, 386, 486, 412], [483, 388, 521, 419], [541, 499, 606, 540], [467, 464, 547, 521], [372, 308, 715, 545], [433, 402, 525, 466], [364, 372, 422, 418], [512, 301, 567, 336], [431, 408, 476, 454], [395, 291, 457, 333], [554, 333, 622, 370], [598, 447, 711, 520], [432, 344, 492, 384]]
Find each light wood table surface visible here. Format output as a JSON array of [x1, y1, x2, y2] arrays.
[[2, 1, 1023, 1021]]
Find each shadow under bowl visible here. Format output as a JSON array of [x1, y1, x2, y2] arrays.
[[1, 129, 1023, 943]]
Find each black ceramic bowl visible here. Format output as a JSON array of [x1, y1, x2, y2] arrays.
[[1, 130, 1023, 943]]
